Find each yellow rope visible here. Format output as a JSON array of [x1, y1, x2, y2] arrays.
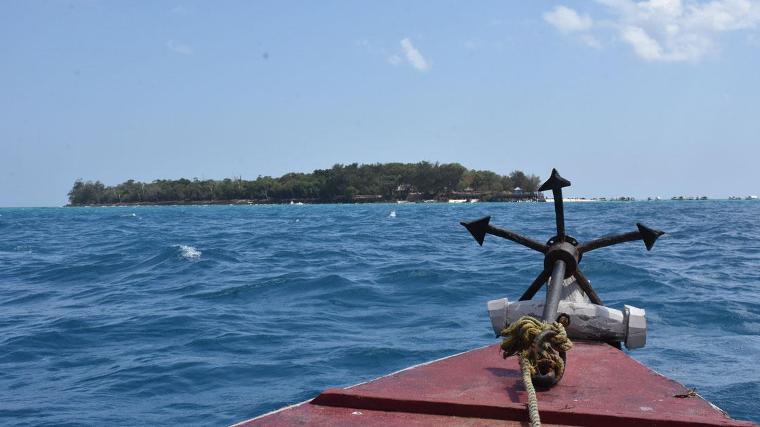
[[501, 316, 573, 427], [519, 351, 541, 427], [501, 316, 572, 377]]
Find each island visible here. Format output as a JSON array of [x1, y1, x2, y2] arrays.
[[67, 162, 543, 206]]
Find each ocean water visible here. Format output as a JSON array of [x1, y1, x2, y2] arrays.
[[0, 202, 758, 425]]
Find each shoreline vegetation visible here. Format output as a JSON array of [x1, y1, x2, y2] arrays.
[[67, 162, 543, 206]]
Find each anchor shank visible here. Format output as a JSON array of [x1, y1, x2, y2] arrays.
[[542, 260, 566, 322], [552, 189, 566, 239], [488, 225, 548, 253]]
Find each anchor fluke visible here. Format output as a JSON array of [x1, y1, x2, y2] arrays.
[[636, 223, 665, 251], [538, 168, 571, 192], [460, 216, 491, 246]]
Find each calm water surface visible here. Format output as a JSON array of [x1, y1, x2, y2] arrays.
[[0, 202, 758, 425]]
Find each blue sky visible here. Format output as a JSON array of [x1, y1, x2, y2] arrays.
[[2, 0, 760, 206]]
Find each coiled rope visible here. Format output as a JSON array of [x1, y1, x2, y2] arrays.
[[501, 316, 573, 427]]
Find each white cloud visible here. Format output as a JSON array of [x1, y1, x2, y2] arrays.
[[544, 6, 594, 32], [581, 34, 604, 48], [400, 38, 430, 71], [166, 40, 193, 55], [621, 25, 665, 59], [387, 54, 403, 65], [545, 0, 760, 62], [357, 37, 430, 71]]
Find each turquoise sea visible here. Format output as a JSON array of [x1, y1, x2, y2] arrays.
[[0, 201, 758, 425]]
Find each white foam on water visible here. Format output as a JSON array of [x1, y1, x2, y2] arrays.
[[176, 244, 201, 260]]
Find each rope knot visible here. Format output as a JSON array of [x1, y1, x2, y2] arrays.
[[500, 316, 573, 385]]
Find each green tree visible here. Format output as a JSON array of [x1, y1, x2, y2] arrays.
[[67, 162, 541, 205]]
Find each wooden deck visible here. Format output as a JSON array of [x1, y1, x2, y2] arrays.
[[236, 341, 755, 426]]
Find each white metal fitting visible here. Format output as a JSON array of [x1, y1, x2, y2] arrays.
[[487, 298, 647, 349], [624, 305, 647, 349], [487, 298, 509, 336]]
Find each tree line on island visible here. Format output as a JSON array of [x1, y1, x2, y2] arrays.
[[67, 162, 542, 205]]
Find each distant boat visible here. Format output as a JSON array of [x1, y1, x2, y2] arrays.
[[747, 195, 759, 200], [546, 197, 597, 203], [729, 196, 742, 200], [448, 199, 467, 204]]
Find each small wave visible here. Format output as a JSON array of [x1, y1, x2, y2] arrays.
[[2, 202, 759, 425], [176, 245, 201, 260]]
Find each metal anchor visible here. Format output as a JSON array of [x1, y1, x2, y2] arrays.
[[461, 168, 665, 387]]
